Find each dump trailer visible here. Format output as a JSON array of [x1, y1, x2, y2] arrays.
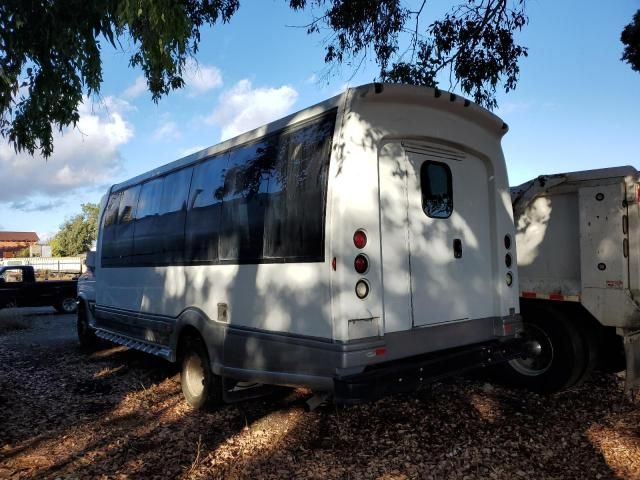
[[504, 166, 640, 392]]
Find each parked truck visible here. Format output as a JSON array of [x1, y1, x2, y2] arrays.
[[0, 265, 78, 313], [503, 166, 640, 392]]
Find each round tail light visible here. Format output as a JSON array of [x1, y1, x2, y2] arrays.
[[355, 280, 370, 299], [353, 230, 367, 249], [354, 254, 369, 274]]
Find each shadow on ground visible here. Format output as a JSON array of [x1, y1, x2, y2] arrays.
[[0, 313, 638, 479]]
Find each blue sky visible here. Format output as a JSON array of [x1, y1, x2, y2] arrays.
[[1, 1, 639, 240]]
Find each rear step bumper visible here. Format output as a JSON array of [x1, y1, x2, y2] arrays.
[[334, 338, 525, 404]]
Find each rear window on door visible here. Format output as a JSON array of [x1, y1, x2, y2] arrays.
[[420, 161, 453, 219]]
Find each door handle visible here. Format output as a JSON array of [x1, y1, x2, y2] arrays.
[[453, 238, 463, 259]]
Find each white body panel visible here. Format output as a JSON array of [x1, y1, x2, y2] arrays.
[[513, 166, 640, 328]]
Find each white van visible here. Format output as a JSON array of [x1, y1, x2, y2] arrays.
[[82, 83, 522, 408]]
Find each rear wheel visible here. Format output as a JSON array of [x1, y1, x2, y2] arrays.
[[499, 303, 590, 393], [180, 335, 222, 410], [55, 297, 77, 314]]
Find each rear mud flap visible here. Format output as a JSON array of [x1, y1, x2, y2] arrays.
[[624, 330, 640, 391]]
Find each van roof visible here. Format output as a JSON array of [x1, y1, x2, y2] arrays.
[[111, 83, 506, 193]]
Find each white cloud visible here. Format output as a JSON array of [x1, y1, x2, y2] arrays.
[[206, 79, 298, 141], [305, 73, 318, 84], [122, 76, 147, 100], [153, 120, 181, 141], [0, 98, 133, 203], [184, 59, 223, 96]]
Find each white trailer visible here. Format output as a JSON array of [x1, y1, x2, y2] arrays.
[[505, 166, 640, 391], [82, 83, 523, 408]]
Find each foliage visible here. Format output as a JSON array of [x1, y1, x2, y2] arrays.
[[0, 0, 239, 157], [621, 10, 640, 73], [14, 246, 31, 258], [290, 0, 529, 110], [49, 203, 99, 256]]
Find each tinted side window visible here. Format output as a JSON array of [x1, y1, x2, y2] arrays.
[[133, 178, 163, 263], [157, 167, 193, 263], [263, 115, 334, 260], [185, 155, 227, 262], [109, 185, 141, 265], [218, 142, 272, 261], [420, 161, 453, 219], [101, 191, 122, 265]]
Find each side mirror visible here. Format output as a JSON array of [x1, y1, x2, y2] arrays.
[[86, 251, 96, 269]]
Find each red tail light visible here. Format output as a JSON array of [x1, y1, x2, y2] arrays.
[[353, 230, 367, 249], [354, 254, 369, 274]]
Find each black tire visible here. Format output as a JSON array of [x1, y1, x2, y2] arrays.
[[571, 316, 600, 386], [180, 335, 222, 410], [55, 297, 78, 314], [598, 327, 626, 373], [77, 304, 99, 350], [498, 303, 588, 393]]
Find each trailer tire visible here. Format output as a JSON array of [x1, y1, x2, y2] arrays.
[[499, 303, 587, 393], [180, 335, 222, 410], [571, 317, 600, 386], [55, 297, 77, 314]]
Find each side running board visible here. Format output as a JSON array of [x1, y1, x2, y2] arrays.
[[95, 328, 172, 361]]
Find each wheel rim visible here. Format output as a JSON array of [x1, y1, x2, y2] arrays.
[[62, 298, 76, 313], [184, 353, 205, 398], [509, 323, 554, 376]]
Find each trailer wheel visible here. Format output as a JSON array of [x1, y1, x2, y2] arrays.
[[180, 335, 222, 410], [55, 297, 77, 314], [500, 304, 587, 393], [77, 305, 98, 350]]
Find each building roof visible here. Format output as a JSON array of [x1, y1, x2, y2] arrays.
[[0, 231, 39, 242]]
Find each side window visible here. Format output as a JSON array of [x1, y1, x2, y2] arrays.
[[105, 185, 141, 266], [157, 167, 193, 263], [420, 161, 453, 219], [101, 191, 122, 265], [263, 114, 334, 260], [185, 155, 227, 262], [1, 269, 23, 282], [132, 178, 163, 261], [218, 141, 272, 261]]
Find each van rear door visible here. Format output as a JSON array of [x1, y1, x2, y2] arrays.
[[404, 143, 494, 327], [380, 142, 495, 331]]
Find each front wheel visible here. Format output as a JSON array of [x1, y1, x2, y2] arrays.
[[55, 297, 78, 314], [180, 336, 222, 410]]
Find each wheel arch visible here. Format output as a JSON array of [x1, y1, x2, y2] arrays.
[[171, 307, 225, 372]]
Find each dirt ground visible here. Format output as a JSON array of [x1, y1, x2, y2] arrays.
[[1, 309, 639, 480]]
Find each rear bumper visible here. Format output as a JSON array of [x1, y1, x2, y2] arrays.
[[334, 337, 525, 404]]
